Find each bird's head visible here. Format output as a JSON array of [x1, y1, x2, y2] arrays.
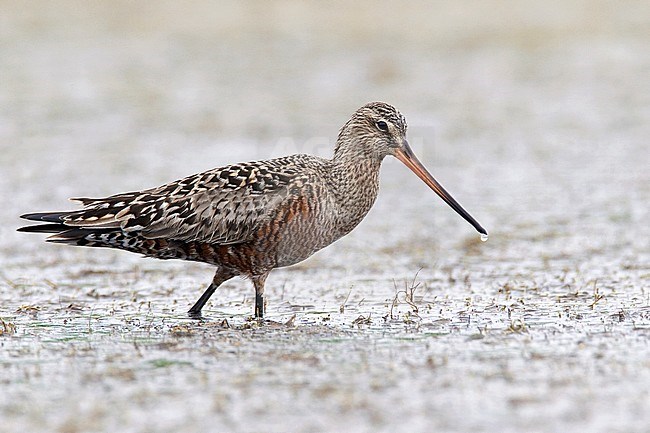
[[335, 101, 409, 161], [335, 102, 488, 238]]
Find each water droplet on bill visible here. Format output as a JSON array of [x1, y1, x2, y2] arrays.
[[480, 233, 488, 242]]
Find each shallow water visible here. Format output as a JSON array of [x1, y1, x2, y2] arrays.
[[1, 1, 649, 432]]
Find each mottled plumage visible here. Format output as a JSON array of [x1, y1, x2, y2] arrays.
[[19, 102, 487, 318]]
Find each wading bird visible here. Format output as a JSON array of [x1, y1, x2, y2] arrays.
[[19, 102, 487, 318]]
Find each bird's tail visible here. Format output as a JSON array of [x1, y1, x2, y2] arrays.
[[18, 211, 208, 262], [20, 211, 143, 249]]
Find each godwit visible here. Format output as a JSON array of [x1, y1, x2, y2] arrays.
[[19, 102, 487, 318]]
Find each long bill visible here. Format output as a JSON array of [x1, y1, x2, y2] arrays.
[[394, 142, 488, 236]]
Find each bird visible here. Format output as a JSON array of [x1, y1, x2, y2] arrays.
[[19, 102, 487, 319]]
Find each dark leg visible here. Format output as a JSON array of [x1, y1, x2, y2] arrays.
[[188, 268, 235, 318], [252, 273, 269, 319], [255, 292, 264, 318]]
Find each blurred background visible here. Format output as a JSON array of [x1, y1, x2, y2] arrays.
[[1, 1, 648, 432]]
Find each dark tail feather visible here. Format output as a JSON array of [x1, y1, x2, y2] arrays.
[[20, 211, 70, 223], [17, 223, 67, 233], [45, 228, 114, 246], [17, 218, 114, 245], [19, 221, 198, 262], [19, 211, 73, 235], [19, 208, 113, 247]]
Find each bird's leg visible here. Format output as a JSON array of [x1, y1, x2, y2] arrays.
[[188, 268, 235, 318], [252, 273, 269, 319]]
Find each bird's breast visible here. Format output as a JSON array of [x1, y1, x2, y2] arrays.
[[221, 159, 382, 272]]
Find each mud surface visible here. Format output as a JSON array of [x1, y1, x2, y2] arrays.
[[1, 2, 649, 432]]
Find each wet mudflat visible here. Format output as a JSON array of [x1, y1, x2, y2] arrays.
[[1, 2, 649, 432]]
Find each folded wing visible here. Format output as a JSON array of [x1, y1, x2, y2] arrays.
[[21, 157, 312, 246]]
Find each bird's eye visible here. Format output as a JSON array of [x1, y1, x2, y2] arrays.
[[376, 120, 389, 132]]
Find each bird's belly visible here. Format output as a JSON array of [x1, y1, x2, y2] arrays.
[[213, 196, 341, 274], [214, 189, 373, 274], [214, 218, 339, 274], [272, 198, 373, 268], [272, 215, 342, 268]]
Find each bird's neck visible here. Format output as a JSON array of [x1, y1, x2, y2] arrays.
[[328, 141, 383, 234]]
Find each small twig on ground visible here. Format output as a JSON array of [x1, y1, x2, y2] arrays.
[[390, 270, 422, 320], [507, 319, 527, 334], [0, 319, 17, 336], [87, 307, 94, 333], [340, 287, 353, 313], [352, 314, 371, 326], [589, 280, 605, 309], [284, 314, 296, 327]]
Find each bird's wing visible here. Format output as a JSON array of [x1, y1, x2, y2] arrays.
[[58, 156, 317, 245]]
